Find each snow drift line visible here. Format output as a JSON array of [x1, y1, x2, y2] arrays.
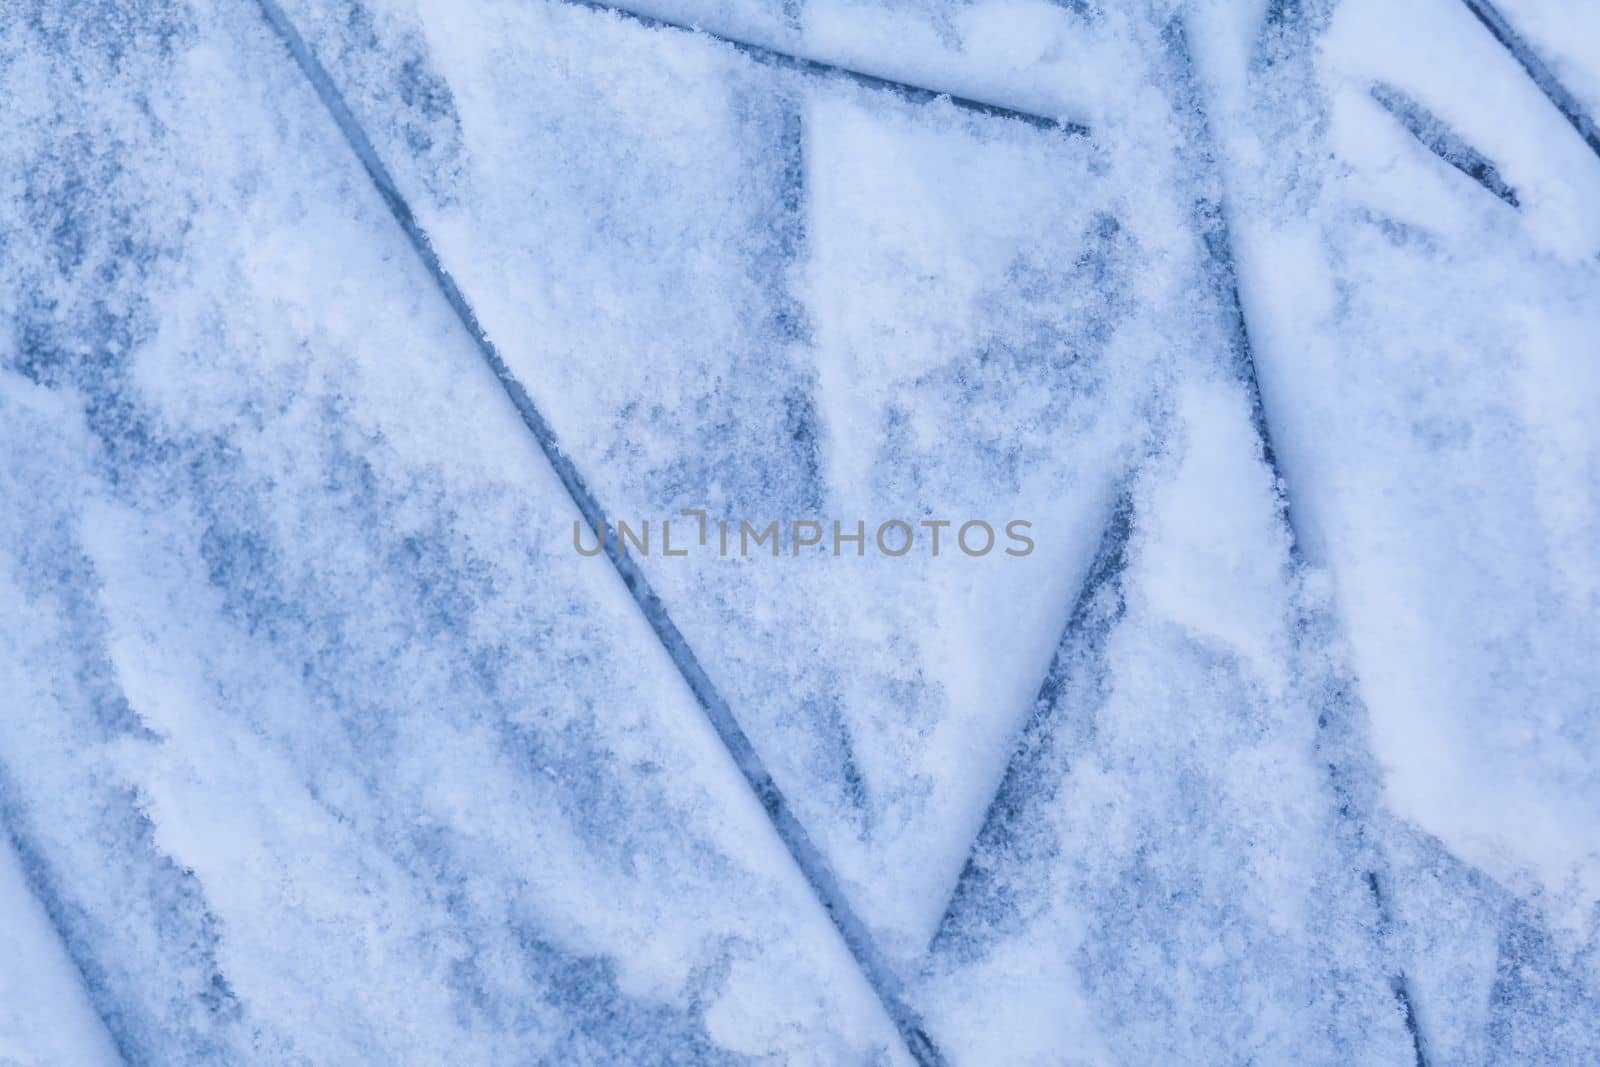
[[561, 0, 1089, 134], [1459, 0, 1600, 162], [1163, 15, 1429, 1065], [247, 2, 945, 1064], [1369, 82, 1520, 207]]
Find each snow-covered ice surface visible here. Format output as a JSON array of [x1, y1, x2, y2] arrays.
[[1, 0, 1595, 1063]]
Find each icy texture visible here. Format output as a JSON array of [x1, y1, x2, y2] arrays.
[[0, 2, 903, 1061]]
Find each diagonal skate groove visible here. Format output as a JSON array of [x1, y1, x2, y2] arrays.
[[561, 0, 1089, 134], [1459, 0, 1600, 162], [1370, 81, 1520, 207], [248, 1, 944, 1063], [929, 487, 1132, 954]]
